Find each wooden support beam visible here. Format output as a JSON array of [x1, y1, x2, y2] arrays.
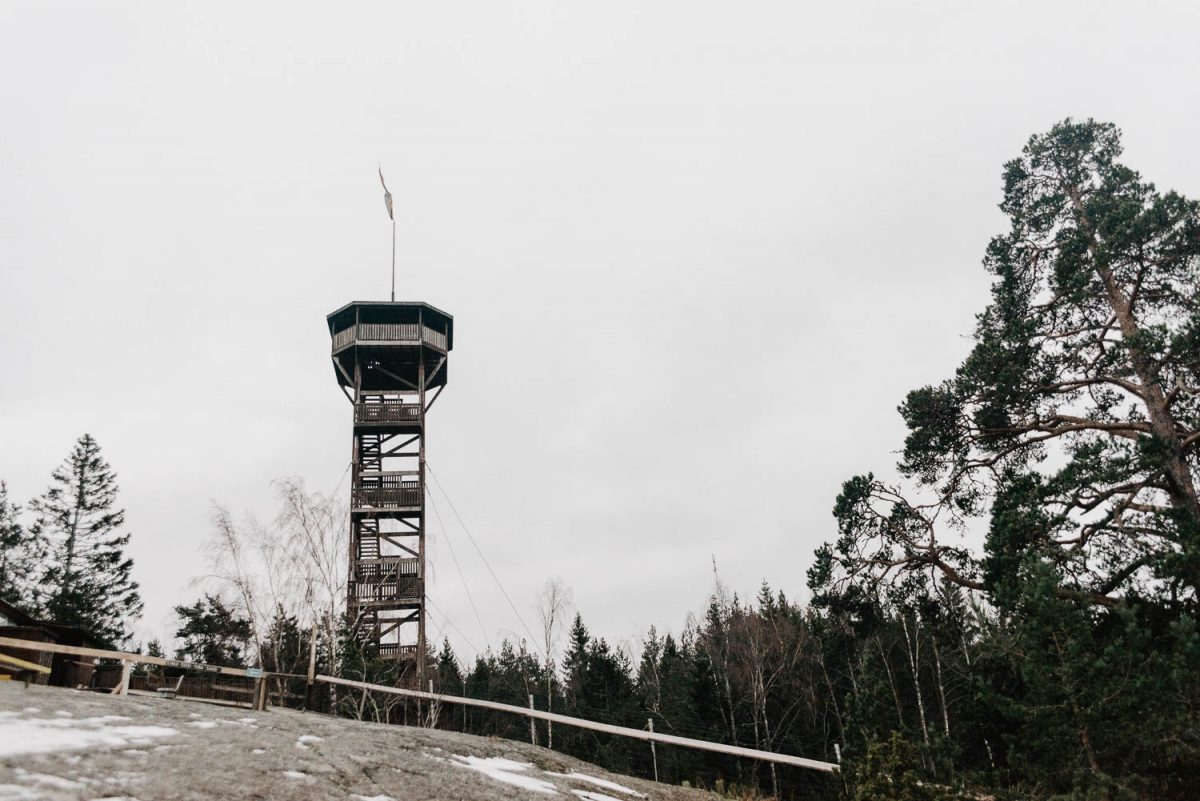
[[424, 357, 446, 387], [383, 436, 420, 454], [368, 363, 419, 391], [424, 385, 445, 413], [334, 359, 355, 388]]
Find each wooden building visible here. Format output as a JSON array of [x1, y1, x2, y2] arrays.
[[327, 301, 453, 689], [0, 598, 101, 687]]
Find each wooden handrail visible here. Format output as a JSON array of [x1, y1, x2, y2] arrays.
[[0, 635, 305, 681], [315, 673, 839, 773]]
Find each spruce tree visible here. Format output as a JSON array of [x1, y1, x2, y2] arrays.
[[29, 434, 143, 646], [0, 481, 40, 608]]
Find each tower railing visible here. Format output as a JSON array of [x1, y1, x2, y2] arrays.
[[354, 555, 421, 578], [331, 323, 448, 352], [352, 471, 422, 510], [377, 643, 420, 660], [350, 577, 422, 603], [354, 402, 421, 424]]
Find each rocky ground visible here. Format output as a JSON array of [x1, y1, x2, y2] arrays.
[[0, 682, 722, 801]]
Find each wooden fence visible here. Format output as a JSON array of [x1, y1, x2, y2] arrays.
[[0, 635, 838, 774], [0, 635, 276, 708]]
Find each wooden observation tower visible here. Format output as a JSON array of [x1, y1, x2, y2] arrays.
[[327, 301, 453, 687]]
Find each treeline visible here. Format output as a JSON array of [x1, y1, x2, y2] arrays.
[[422, 585, 880, 801]]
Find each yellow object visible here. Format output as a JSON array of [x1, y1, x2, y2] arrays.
[[0, 651, 51, 674]]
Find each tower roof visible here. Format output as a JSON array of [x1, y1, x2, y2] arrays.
[[326, 301, 454, 351]]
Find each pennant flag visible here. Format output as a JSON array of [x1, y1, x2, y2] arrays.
[[379, 165, 394, 221]]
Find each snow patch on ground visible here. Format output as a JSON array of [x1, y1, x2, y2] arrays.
[[283, 771, 309, 779], [447, 755, 559, 794], [251, 748, 266, 754], [0, 713, 178, 757], [0, 785, 41, 800], [12, 769, 85, 790], [350, 795, 396, 801], [188, 720, 218, 729], [572, 792, 628, 801], [545, 771, 646, 797], [296, 734, 324, 749], [237, 718, 257, 724]]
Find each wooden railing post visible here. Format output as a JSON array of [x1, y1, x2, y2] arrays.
[[529, 695, 537, 746], [648, 718, 658, 782], [253, 676, 268, 711], [112, 660, 131, 696], [305, 621, 318, 711]]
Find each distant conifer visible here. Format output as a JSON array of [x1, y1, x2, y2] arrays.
[[29, 434, 143, 646]]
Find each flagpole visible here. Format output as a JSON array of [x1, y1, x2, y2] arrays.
[[380, 164, 396, 302]]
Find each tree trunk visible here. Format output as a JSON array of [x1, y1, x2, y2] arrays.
[[59, 468, 86, 602], [817, 652, 847, 744], [877, 637, 905, 729], [930, 632, 951, 739], [546, 671, 554, 750], [900, 613, 931, 747]]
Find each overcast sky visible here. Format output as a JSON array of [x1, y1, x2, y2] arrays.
[[3, 0, 1200, 661]]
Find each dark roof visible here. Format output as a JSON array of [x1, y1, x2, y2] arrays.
[[0, 598, 105, 647], [0, 597, 37, 627], [325, 301, 454, 351], [30, 620, 104, 648]]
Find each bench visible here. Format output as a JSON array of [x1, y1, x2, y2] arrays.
[[156, 674, 185, 699]]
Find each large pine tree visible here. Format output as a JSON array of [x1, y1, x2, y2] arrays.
[[816, 119, 1200, 800], [29, 434, 143, 646]]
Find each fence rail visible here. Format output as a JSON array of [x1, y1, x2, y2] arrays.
[[0, 635, 258, 678], [315, 673, 839, 773]]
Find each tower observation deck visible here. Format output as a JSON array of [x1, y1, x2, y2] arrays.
[[327, 300, 453, 686]]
